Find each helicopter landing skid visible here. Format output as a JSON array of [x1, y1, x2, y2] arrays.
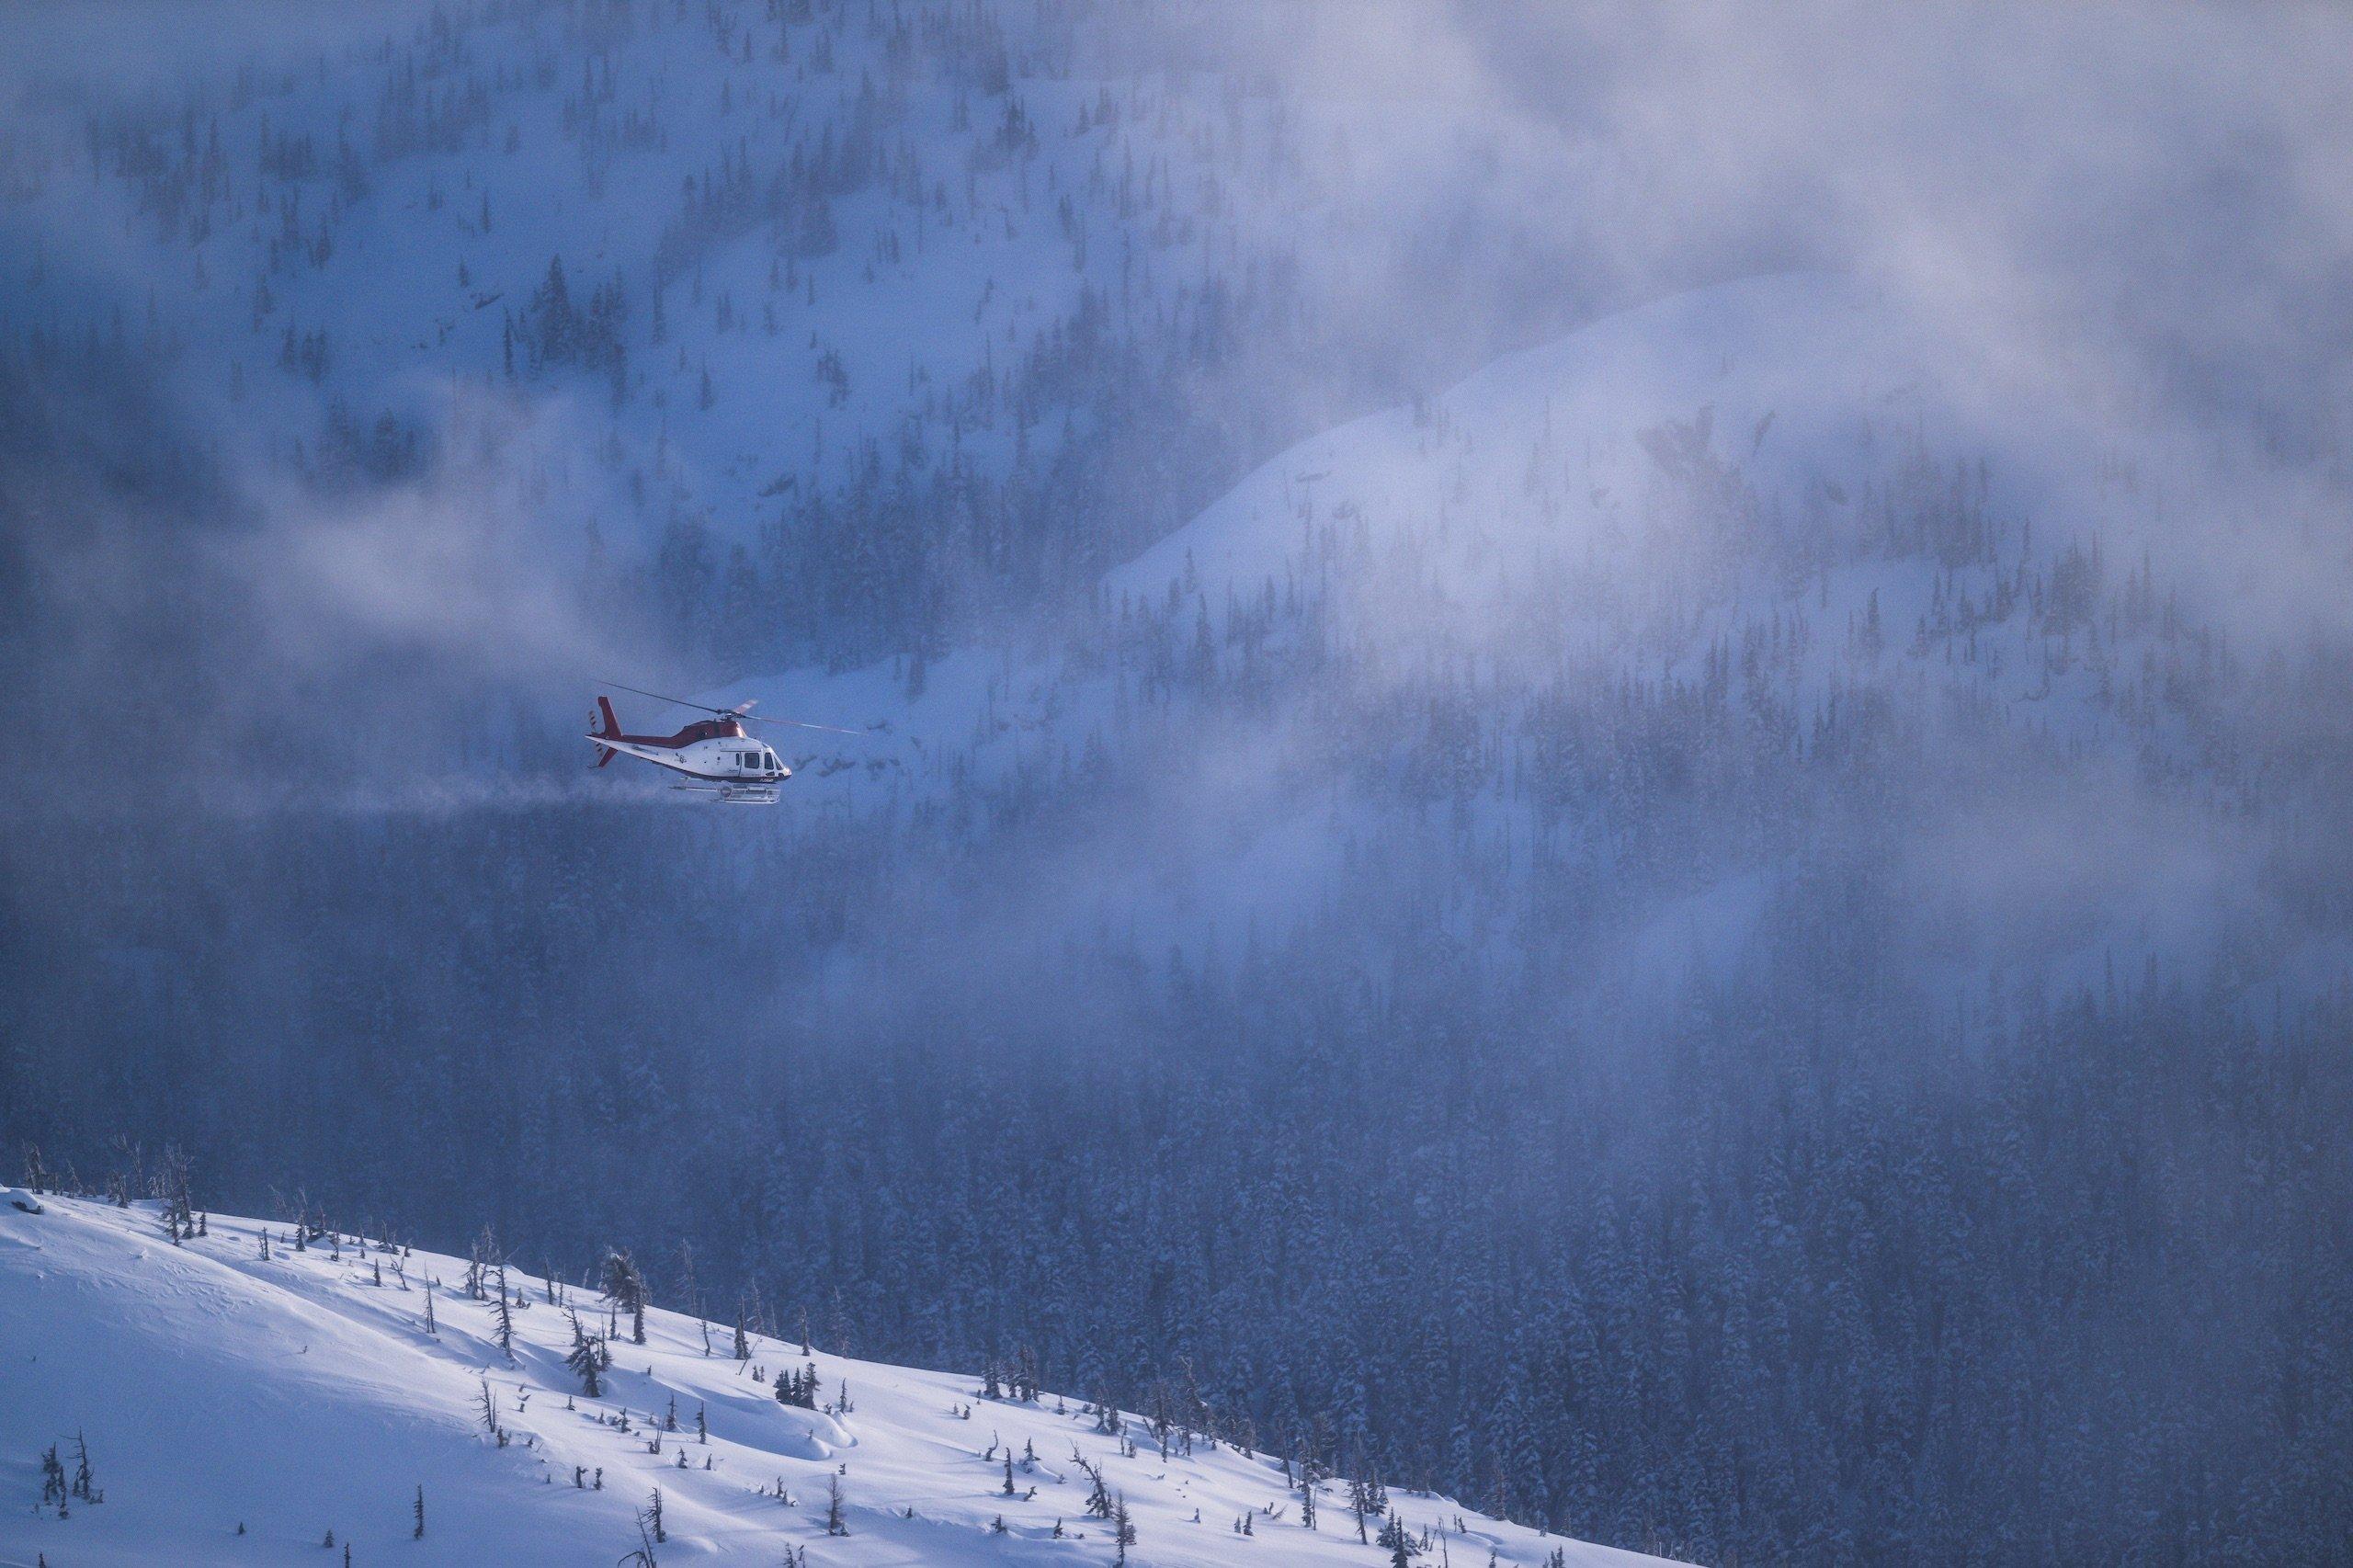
[[676, 782, 780, 805]]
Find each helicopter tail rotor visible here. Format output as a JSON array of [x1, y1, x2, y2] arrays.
[[592, 695, 622, 766]]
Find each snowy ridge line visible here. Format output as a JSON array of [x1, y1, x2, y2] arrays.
[[0, 1189, 1668, 1566]]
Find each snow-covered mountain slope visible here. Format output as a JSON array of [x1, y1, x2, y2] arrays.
[[718, 267, 2208, 812], [690, 267, 2332, 994], [1, 1192, 1665, 1567], [7, 3, 1154, 526], [5, 0, 1574, 596]]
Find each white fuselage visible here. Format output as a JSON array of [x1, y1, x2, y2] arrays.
[[594, 734, 791, 784]]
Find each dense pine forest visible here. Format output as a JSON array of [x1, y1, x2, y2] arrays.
[[5, 3, 2351, 1562]]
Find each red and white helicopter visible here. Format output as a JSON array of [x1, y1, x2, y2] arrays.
[[589, 681, 862, 804]]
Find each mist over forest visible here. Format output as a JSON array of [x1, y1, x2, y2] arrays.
[[3, 3, 2350, 1562]]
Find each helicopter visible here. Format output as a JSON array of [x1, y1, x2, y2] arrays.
[[588, 681, 863, 803]]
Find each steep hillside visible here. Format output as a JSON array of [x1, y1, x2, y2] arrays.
[[710, 269, 2326, 989], [2, 0, 1636, 676], [1, 1189, 1663, 1567]]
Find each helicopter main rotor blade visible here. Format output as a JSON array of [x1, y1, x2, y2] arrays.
[[598, 679, 870, 737], [596, 679, 726, 715], [739, 712, 870, 738]]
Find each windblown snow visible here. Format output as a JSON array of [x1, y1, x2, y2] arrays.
[[697, 267, 2289, 993], [721, 267, 2195, 791], [0, 1192, 1664, 1567]]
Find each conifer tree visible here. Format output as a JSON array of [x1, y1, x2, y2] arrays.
[[71, 1432, 97, 1504], [1079, 1456, 1113, 1518], [494, 1264, 517, 1362], [1381, 1509, 1415, 1567], [602, 1250, 648, 1345], [825, 1471, 849, 1536], [567, 1310, 603, 1397]]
